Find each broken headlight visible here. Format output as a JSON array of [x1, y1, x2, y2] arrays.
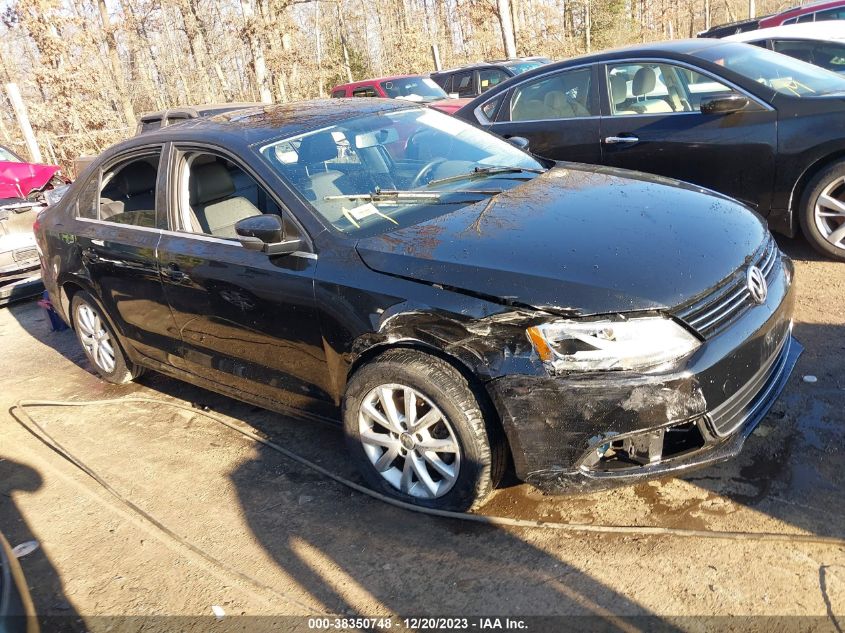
[[526, 316, 700, 372]]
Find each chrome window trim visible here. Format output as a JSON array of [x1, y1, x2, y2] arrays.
[[478, 61, 596, 124], [74, 218, 317, 259], [603, 57, 775, 114]]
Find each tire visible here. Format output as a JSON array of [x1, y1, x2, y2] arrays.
[[799, 160, 845, 261], [71, 291, 143, 384], [343, 349, 505, 511]]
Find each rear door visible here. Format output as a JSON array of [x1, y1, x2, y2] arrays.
[[599, 59, 778, 211], [155, 145, 332, 413], [486, 64, 603, 164], [71, 146, 178, 362]]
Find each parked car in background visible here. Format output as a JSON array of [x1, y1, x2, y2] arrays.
[[698, 17, 761, 38], [456, 39, 845, 260], [329, 75, 470, 114], [430, 57, 551, 98], [36, 99, 797, 510], [758, 0, 845, 26], [1, 145, 68, 305], [723, 21, 845, 74], [699, 0, 845, 36], [136, 103, 262, 134], [0, 531, 38, 633]]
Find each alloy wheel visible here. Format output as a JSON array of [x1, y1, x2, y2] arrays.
[[76, 302, 116, 373], [358, 383, 461, 499], [814, 176, 845, 251]]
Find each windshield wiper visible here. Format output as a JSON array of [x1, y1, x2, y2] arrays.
[[426, 166, 545, 187], [323, 188, 503, 202], [324, 189, 442, 202]]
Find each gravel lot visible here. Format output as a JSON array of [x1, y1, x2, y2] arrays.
[[1, 235, 843, 631]]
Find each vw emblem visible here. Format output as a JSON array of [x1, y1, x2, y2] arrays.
[[747, 265, 768, 305]]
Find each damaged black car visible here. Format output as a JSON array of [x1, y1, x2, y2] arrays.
[[35, 100, 799, 510]]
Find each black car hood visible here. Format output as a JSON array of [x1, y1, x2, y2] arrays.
[[355, 164, 769, 316]]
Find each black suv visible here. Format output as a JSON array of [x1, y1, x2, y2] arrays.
[[430, 57, 550, 98]]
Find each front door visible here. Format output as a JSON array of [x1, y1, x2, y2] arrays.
[[487, 65, 603, 164], [600, 60, 778, 211], [155, 147, 332, 414], [72, 147, 178, 363]]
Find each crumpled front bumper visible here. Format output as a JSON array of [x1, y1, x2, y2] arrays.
[[485, 255, 799, 493]]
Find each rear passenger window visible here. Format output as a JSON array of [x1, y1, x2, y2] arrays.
[[510, 68, 595, 121], [97, 152, 161, 227], [75, 176, 99, 220], [352, 87, 377, 97], [176, 151, 284, 239]]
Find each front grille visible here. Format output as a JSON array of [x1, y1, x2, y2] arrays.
[[12, 247, 37, 262], [674, 235, 778, 338], [706, 330, 791, 437]]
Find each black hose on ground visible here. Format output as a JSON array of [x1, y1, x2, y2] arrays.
[[11, 396, 845, 554]]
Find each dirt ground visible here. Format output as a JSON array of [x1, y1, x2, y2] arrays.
[[1, 235, 844, 632]]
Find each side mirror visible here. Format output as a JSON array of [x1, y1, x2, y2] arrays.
[[235, 214, 302, 256], [700, 93, 749, 115], [507, 136, 531, 151]]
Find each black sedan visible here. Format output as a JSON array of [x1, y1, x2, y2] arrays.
[[455, 39, 845, 261], [35, 100, 798, 510]]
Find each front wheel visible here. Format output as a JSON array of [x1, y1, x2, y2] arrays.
[[71, 291, 143, 384], [343, 349, 504, 511], [800, 161, 845, 261]]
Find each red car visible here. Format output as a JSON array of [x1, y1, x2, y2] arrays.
[[759, 0, 845, 26], [330, 75, 470, 114], [0, 145, 68, 305]]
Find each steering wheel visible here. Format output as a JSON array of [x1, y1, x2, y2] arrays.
[[411, 158, 448, 188]]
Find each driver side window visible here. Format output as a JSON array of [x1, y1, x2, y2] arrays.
[[175, 151, 284, 239]]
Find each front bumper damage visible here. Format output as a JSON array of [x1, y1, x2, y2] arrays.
[[486, 256, 800, 493]]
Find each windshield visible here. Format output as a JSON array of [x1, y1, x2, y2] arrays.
[[0, 146, 21, 162], [505, 59, 550, 74], [259, 108, 545, 236], [380, 77, 448, 102], [693, 42, 845, 96]]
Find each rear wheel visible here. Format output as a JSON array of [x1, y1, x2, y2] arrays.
[[800, 161, 845, 261], [343, 349, 504, 511], [71, 291, 143, 384]]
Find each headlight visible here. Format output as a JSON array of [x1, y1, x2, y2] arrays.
[[526, 316, 700, 372]]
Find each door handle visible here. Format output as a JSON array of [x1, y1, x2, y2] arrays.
[[162, 263, 190, 284], [603, 135, 639, 145]]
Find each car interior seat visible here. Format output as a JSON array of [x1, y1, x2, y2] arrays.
[[189, 161, 261, 238], [543, 90, 590, 118], [610, 74, 636, 114], [630, 67, 673, 113], [100, 160, 158, 224]]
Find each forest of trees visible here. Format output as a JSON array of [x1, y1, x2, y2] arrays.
[[1, 0, 796, 174]]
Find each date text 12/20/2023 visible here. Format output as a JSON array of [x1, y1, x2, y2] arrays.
[[307, 617, 529, 630]]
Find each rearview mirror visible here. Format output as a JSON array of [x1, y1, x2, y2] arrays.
[[507, 136, 531, 151], [354, 127, 399, 149], [235, 214, 302, 256], [699, 93, 749, 115]]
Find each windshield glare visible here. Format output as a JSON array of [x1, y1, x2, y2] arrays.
[[693, 42, 845, 96], [380, 77, 448, 102], [259, 108, 544, 235]]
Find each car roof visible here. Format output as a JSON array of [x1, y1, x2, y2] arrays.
[[490, 38, 741, 76], [763, 0, 845, 21], [114, 99, 419, 152], [137, 102, 264, 122], [724, 20, 845, 41]]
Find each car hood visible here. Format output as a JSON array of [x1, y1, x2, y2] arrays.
[[355, 164, 769, 316], [0, 161, 61, 199], [428, 97, 472, 114]]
